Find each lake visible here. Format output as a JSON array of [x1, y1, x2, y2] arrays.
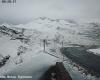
[[60, 46, 100, 76]]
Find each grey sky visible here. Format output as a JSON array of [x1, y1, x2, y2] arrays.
[[0, 0, 100, 24]]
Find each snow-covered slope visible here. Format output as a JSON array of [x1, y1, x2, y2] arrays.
[[13, 17, 100, 45], [1, 17, 100, 46], [0, 17, 100, 80], [0, 30, 58, 80]]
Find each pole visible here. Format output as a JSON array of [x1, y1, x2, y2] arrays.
[[43, 39, 46, 52]]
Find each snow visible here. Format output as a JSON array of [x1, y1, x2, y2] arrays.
[[6, 52, 57, 80], [13, 17, 100, 45], [0, 36, 58, 80], [0, 17, 100, 80], [0, 36, 22, 57], [87, 48, 100, 56]]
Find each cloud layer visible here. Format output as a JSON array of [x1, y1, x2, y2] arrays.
[[0, 0, 100, 24]]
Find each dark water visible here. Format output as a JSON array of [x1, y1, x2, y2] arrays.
[[60, 46, 100, 76]]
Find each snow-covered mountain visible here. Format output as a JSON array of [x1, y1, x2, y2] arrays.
[[1, 17, 100, 45]]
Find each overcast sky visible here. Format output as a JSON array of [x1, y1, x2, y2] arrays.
[[0, 0, 100, 24]]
